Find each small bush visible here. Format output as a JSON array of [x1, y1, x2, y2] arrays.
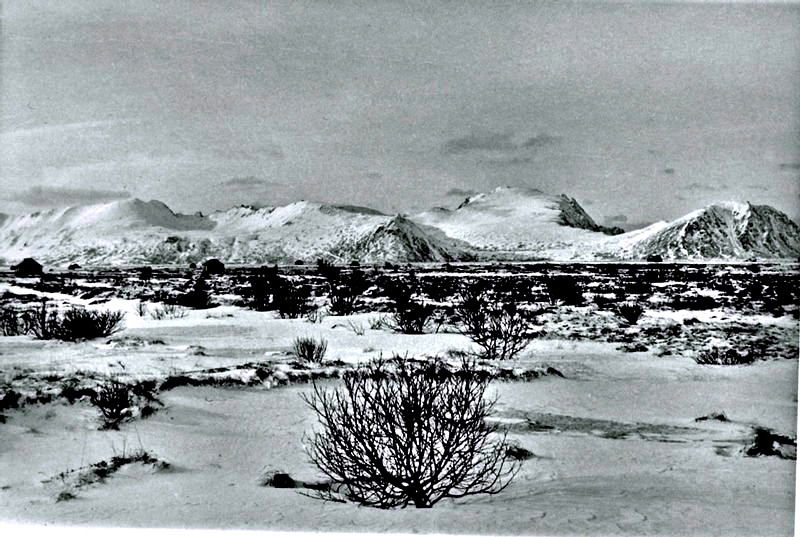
[[392, 300, 435, 334], [327, 270, 369, 315], [27, 302, 125, 341], [91, 378, 133, 429], [694, 346, 758, 366], [543, 276, 583, 306], [178, 275, 215, 309], [274, 278, 315, 319], [454, 284, 538, 360], [245, 266, 280, 311], [0, 304, 28, 336], [616, 302, 644, 325], [292, 336, 328, 364]]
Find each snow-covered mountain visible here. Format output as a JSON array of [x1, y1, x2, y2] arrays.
[[0, 199, 469, 266], [603, 201, 800, 260], [414, 186, 622, 259], [0, 191, 797, 266]]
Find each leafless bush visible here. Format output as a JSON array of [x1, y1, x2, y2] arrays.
[[391, 300, 435, 334], [0, 304, 28, 336], [292, 337, 328, 364], [275, 278, 315, 319], [616, 301, 644, 325], [26, 302, 125, 341], [694, 346, 758, 366], [91, 377, 133, 429], [454, 285, 538, 360], [302, 357, 520, 508]]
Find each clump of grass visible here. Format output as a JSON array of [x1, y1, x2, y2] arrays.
[[347, 320, 366, 336], [306, 308, 328, 324], [149, 303, 188, 320], [368, 315, 389, 330], [616, 301, 644, 325], [292, 337, 328, 364], [694, 346, 758, 366]]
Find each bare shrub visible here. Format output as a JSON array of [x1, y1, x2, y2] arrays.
[[327, 269, 369, 315], [302, 357, 520, 508], [91, 377, 133, 429], [275, 278, 315, 319], [387, 280, 435, 334], [694, 346, 758, 366], [616, 302, 644, 325], [292, 336, 328, 364], [0, 304, 28, 336], [543, 276, 583, 306], [27, 302, 125, 341], [177, 274, 215, 309], [392, 300, 435, 334], [454, 285, 538, 360]]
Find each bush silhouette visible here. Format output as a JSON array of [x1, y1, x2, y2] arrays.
[[454, 283, 539, 360], [26, 302, 125, 341], [302, 357, 520, 508]]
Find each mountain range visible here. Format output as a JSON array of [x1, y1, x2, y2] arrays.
[[0, 187, 797, 266]]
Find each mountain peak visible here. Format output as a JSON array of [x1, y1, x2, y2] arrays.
[[608, 200, 800, 260]]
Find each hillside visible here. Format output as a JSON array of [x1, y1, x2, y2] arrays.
[[604, 202, 800, 260], [0, 199, 469, 266], [414, 186, 621, 259]]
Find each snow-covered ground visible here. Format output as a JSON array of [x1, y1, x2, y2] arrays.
[[0, 267, 797, 535]]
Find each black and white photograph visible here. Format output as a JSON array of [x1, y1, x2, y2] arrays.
[[0, 0, 798, 535]]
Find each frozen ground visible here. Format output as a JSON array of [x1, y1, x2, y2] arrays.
[[0, 266, 797, 535]]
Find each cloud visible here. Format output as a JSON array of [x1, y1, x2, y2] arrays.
[[603, 214, 628, 224], [442, 133, 516, 155], [522, 134, 561, 148], [221, 176, 284, 189], [6, 186, 131, 207], [479, 157, 533, 167], [686, 182, 724, 192], [443, 131, 563, 156], [444, 188, 478, 197]]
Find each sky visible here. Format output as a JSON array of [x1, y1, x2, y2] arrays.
[[1, 0, 799, 228]]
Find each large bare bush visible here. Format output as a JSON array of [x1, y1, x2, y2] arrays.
[[302, 357, 520, 508]]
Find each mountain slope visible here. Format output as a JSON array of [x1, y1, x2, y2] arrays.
[[414, 186, 620, 258], [0, 199, 469, 266], [605, 202, 800, 260]]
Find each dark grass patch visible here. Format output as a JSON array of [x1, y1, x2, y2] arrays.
[[744, 427, 796, 460], [695, 412, 729, 423], [47, 449, 168, 501]]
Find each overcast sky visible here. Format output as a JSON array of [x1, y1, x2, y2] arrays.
[[2, 0, 798, 226]]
